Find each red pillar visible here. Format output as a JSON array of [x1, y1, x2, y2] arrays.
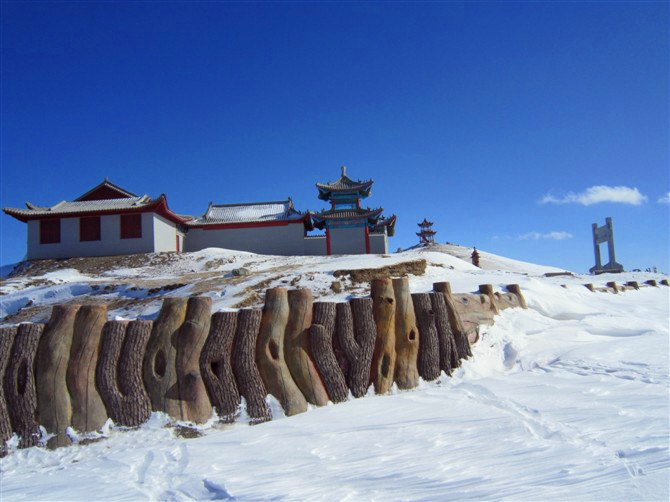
[[326, 229, 331, 256], [365, 226, 370, 254]]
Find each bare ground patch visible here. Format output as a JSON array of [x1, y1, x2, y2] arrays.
[[333, 259, 427, 284]]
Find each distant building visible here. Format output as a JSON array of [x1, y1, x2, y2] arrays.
[[3, 167, 396, 260], [3, 179, 186, 260], [417, 218, 436, 245]]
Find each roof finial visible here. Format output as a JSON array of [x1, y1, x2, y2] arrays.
[[341, 165, 347, 177]]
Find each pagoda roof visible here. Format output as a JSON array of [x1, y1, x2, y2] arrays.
[[416, 230, 437, 236], [186, 199, 312, 230], [3, 194, 188, 225], [373, 214, 397, 237], [418, 218, 434, 227], [316, 166, 374, 200], [311, 207, 386, 230]]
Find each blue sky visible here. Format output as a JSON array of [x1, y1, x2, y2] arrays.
[[1, 1, 668, 272]]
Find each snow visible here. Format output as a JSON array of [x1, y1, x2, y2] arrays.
[[0, 247, 668, 500]]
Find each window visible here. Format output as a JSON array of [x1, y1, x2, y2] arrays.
[[40, 219, 61, 244], [120, 214, 142, 239], [80, 216, 101, 241]]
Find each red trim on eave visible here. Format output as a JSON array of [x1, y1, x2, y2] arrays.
[[189, 219, 307, 230], [326, 229, 331, 256], [365, 226, 370, 254]]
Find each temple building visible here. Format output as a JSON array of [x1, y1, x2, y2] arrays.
[[311, 167, 396, 255], [3, 167, 396, 260], [183, 199, 313, 255], [2, 179, 187, 260]]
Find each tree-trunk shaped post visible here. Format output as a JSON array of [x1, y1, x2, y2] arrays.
[[338, 299, 376, 398], [310, 302, 348, 403], [284, 289, 328, 406], [257, 288, 307, 416], [97, 320, 152, 427], [411, 293, 440, 381], [4, 323, 43, 448], [232, 308, 272, 424], [0, 327, 17, 457], [433, 282, 472, 360], [392, 278, 419, 390], [174, 297, 213, 423], [478, 284, 500, 315], [67, 305, 108, 434], [494, 292, 521, 310], [506, 284, 528, 309], [36, 305, 80, 449], [645, 280, 658, 287], [430, 292, 456, 376], [370, 279, 397, 394], [200, 311, 240, 423], [143, 298, 188, 419]]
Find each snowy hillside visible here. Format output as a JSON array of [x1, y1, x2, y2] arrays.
[[0, 246, 668, 500]]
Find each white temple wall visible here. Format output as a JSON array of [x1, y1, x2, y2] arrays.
[[26, 213, 157, 260], [303, 235, 327, 255], [153, 214, 181, 252], [329, 227, 367, 255], [369, 233, 388, 254], [184, 223, 306, 255]]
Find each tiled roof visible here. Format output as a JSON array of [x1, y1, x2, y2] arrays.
[[316, 166, 374, 199], [4, 194, 188, 225], [6, 196, 152, 217], [187, 199, 307, 226], [311, 207, 384, 220]]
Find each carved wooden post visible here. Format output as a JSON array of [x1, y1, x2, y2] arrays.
[[284, 289, 328, 406], [4, 323, 44, 448], [310, 302, 348, 403], [411, 293, 440, 381], [232, 308, 272, 424], [36, 305, 80, 448], [257, 288, 307, 416], [97, 320, 152, 427], [506, 284, 527, 309], [645, 280, 658, 287], [338, 299, 376, 398], [174, 297, 213, 423], [67, 305, 108, 434], [392, 278, 419, 390], [584, 283, 596, 292], [478, 284, 500, 315], [0, 327, 17, 456], [606, 281, 620, 293], [370, 279, 397, 394], [433, 282, 472, 360], [625, 281, 640, 290], [660, 279, 669, 287], [430, 292, 456, 376], [143, 298, 188, 419], [200, 311, 240, 423]]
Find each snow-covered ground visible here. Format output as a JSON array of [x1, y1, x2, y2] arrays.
[[0, 246, 668, 500]]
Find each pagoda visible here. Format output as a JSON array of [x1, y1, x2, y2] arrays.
[[311, 166, 396, 255], [417, 218, 436, 245]]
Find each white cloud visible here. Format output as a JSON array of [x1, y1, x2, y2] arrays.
[[658, 192, 670, 204], [539, 186, 647, 206], [518, 231, 573, 241], [493, 231, 574, 241]]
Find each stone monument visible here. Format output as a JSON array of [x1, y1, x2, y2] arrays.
[[589, 217, 623, 274]]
